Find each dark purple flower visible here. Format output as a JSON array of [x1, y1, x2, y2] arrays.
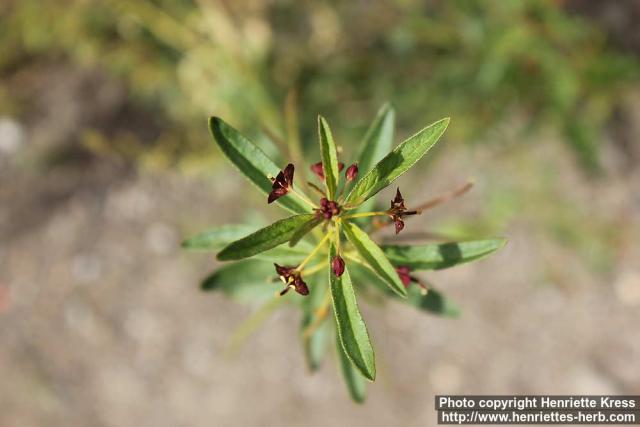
[[317, 197, 340, 220], [274, 263, 309, 296], [395, 265, 428, 294], [345, 163, 358, 182], [268, 163, 295, 204], [332, 255, 345, 277], [310, 161, 344, 180], [391, 187, 406, 210], [388, 188, 417, 234]]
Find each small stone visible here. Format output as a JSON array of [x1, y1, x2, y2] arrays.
[[0, 117, 25, 155], [71, 253, 103, 284], [145, 222, 178, 255], [614, 271, 640, 306]]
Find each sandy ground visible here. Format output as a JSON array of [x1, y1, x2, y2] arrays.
[[1, 69, 640, 426]]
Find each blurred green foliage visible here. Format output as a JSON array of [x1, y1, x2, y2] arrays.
[[1, 0, 638, 172], [1, 0, 637, 278]]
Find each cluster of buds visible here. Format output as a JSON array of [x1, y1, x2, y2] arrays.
[[317, 197, 340, 219]]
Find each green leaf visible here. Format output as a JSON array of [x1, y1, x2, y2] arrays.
[[342, 221, 407, 298], [303, 319, 330, 372], [329, 242, 376, 381], [301, 280, 330, 372], [209, 117, 312, 214], [407, 286, 461, 318], [382, 239, 506, 270], [356, 103, 396, 177], [344, 117, 449, 208], [318, 116, 340, 200], [227, 297, 284, 355], [217, 214, 316, 261], [353, 103, 396, 215], [336, 332, 367, 403], [200, 260, 277, 302], [182, 224, 258, 251], [183, 224, 313, 263], [289, 216, 322, 247], [351, 264, 460, 318]]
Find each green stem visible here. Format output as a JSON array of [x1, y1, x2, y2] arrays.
[[341, 211, 388, 220], [343, 251, 369, 268], [302, 288, 332, 338], [226, 296, 284, 357], [302, 261, 328, 276], [297, 232, 330, 271], [290, 187, 318, 209]]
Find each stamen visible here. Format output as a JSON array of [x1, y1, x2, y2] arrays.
[[279, 283, 295, 296]]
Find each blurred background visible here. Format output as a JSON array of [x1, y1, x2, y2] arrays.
[[1, 0, 639, 425]]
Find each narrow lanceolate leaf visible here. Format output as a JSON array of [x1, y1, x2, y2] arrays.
[[303, 319, 330, 372], [382, 239, 506, 270], [353, 103, 396, 215], [356, 103, 395, 177], [217, 214, 316, 261], [209, 117, 311, 214], [200, 260, 276, 302], [351, 264, 461, 318], [342, 221, 407, 298], [336, 332, 367, 403], [183, 224, 313, 262], [301, 282, 331, 372], [344, 117, 450, 208], [407, 286, 461, 318], [289, 216, 322, 247], [182, 224, 259, 251], [329, 242, 376, 381], [318, 116, 340, 200]]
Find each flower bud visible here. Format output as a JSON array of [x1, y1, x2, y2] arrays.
[[310, 162, 324, 180], [345, 163, 358, 182], [332, 255, 345, 277]]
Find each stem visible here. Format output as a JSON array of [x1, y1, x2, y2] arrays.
[[306, 181, 326, 197], [302, 288, 332, 338], [225, 296, 284, 357], [343, 251, 369, 269], [341, 211, 388, 220], [297, 232, 330, 271], [413, 181, 474, 213], [290, 187, 318, 209], [301, 261, 328, 276]]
